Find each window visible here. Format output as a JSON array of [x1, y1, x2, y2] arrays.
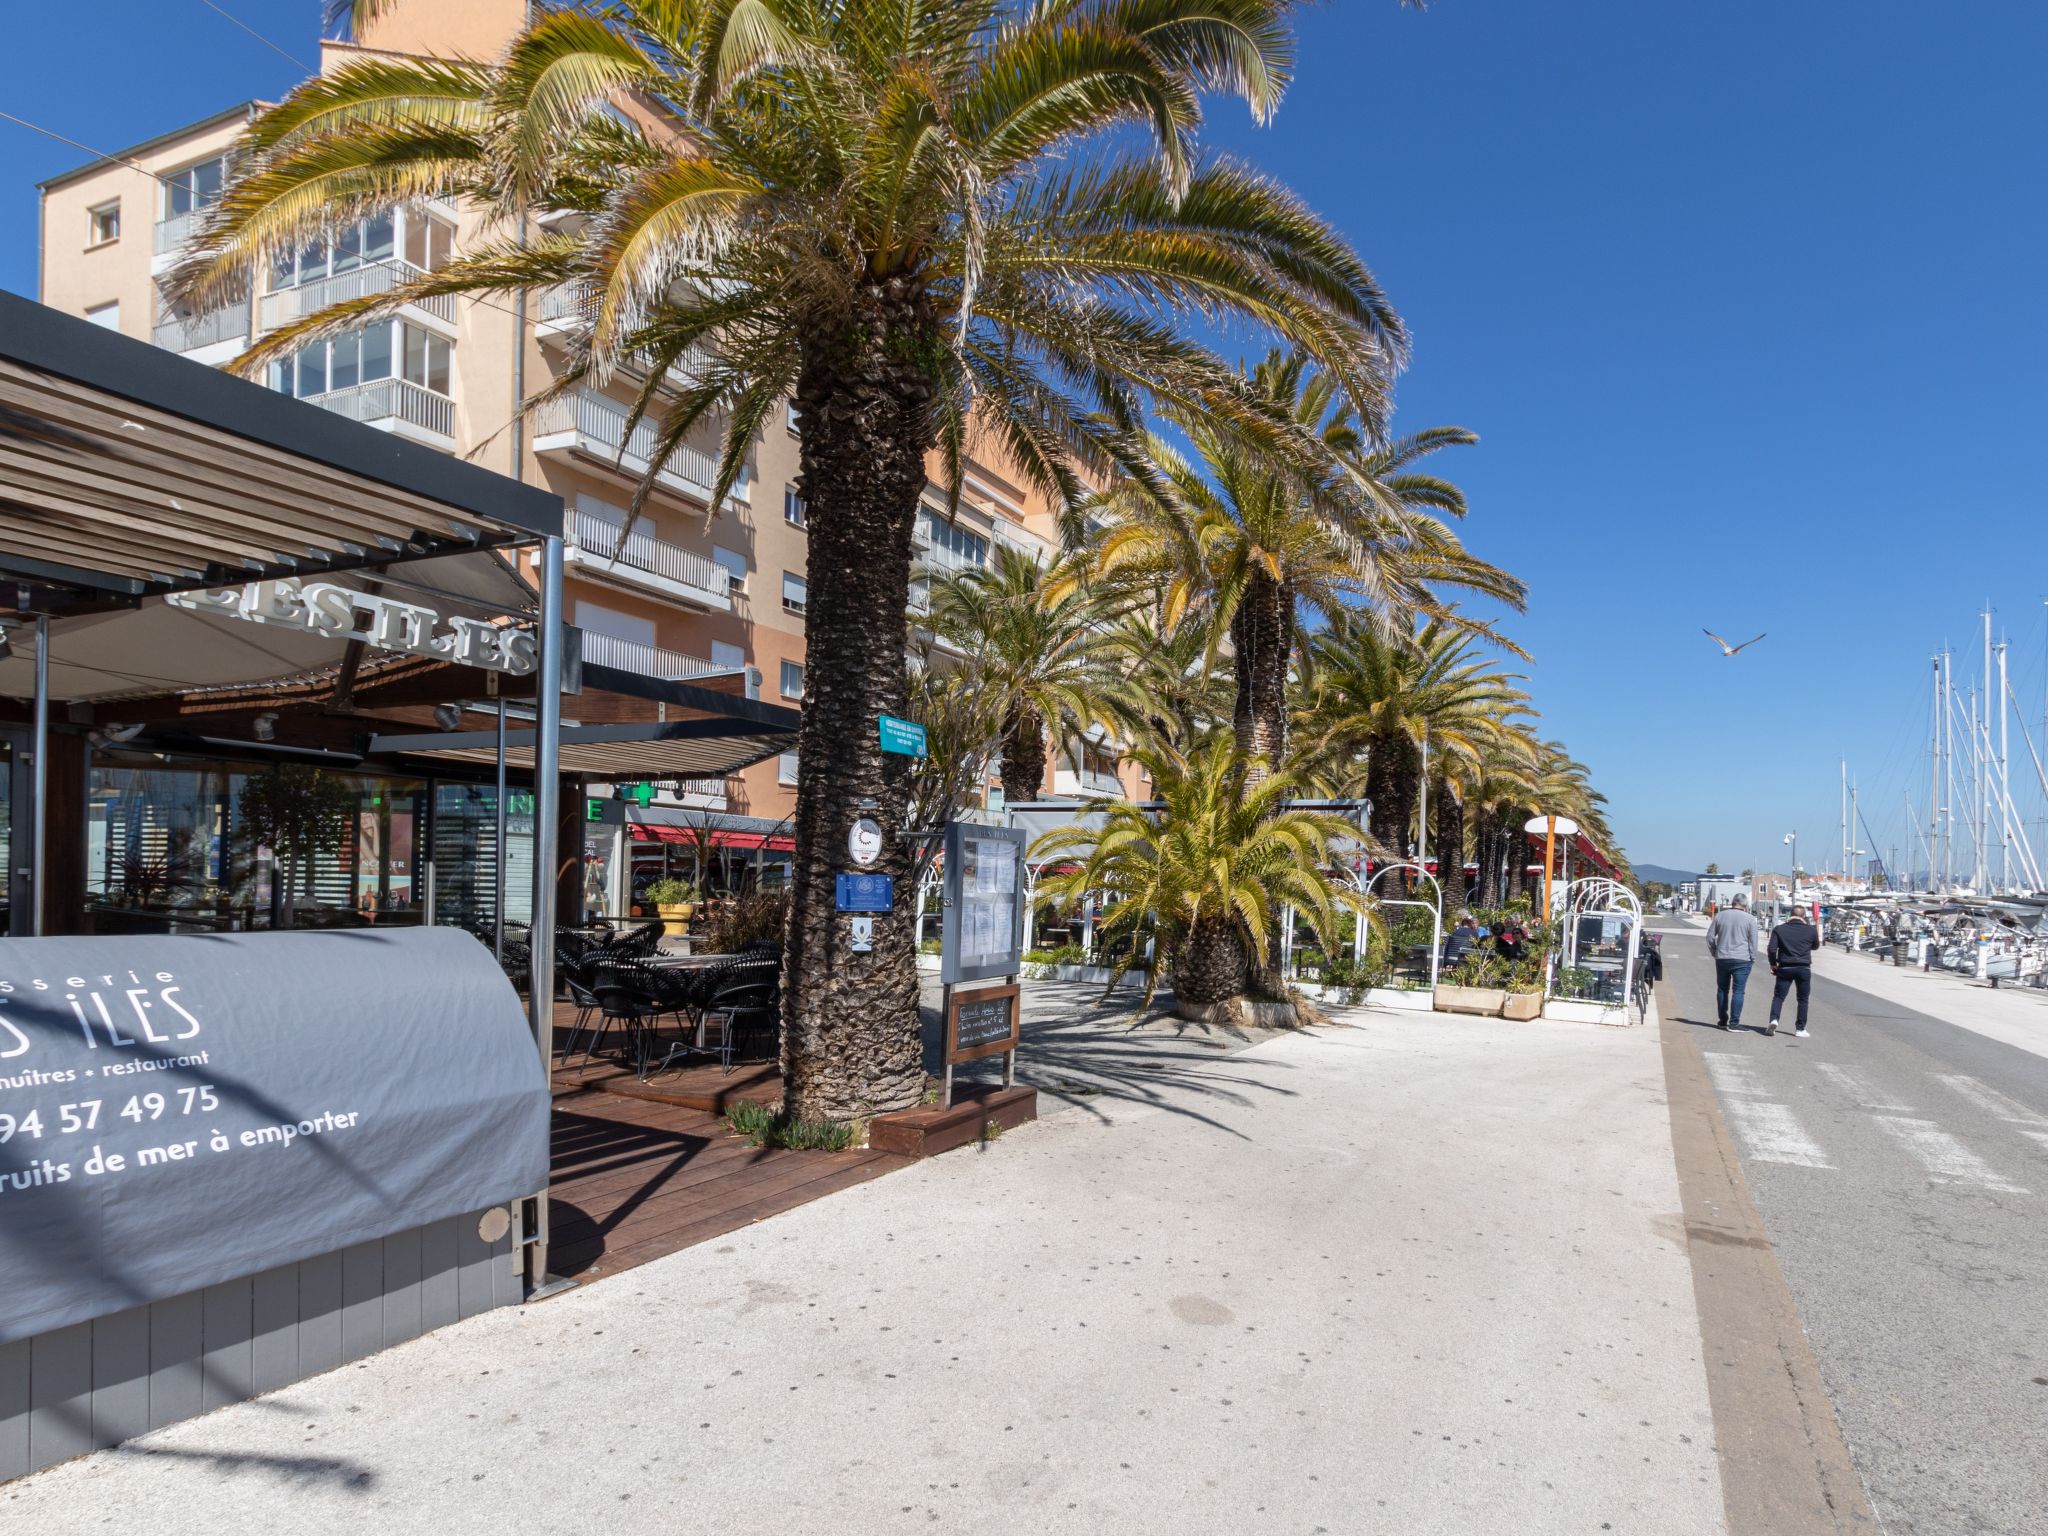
[[266, 321, 445, 399], [777, 752, 799, 786], [711, 545, 747, 592], [162, 156, 225, 219], [710, 640, 745, 671], [780, 660, 804, 699], [402, 206, 456, 272], [273, 208, 425, 289], [87, 201, 120, 246], [920, 509, 988, 572], [785, 400, 801, 435], [84, 301, 120, 330], [1075, 741, 1118, 782], [781, 572, 807, 616], [783, 489, 807, 529], [402, 324, 451, 394]]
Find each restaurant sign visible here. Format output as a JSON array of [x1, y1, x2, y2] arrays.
[[168, 576, 538, 676], [0, 928, 549, 1345]]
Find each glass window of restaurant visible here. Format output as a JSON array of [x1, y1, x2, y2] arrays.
[[86, 751, 534, 940]]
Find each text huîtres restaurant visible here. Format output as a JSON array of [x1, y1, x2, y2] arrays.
[[0, 291, 796, 1479]]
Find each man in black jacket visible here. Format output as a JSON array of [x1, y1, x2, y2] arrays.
[[1767, 905, 1819, 1038]]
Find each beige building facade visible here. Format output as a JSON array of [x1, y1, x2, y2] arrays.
[[35, 1, 1135, 907]]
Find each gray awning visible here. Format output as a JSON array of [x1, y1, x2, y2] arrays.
[[369, 718, 792, 782]]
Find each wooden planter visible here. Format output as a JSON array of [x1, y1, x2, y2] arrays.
[[1434, 984, 1507, 1017], [1500, 991, 1544, 1021]]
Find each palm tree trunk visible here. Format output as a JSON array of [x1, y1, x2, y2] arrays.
[[1232, 570, 1290, 781], [1434, 780, 1466, 913], [1506, 828, 1528, 903], [1173, 915, 1250, 1009], [1366, 731, 1418, 892], [1000, 704, 1047, 807], [779, 284, 939, 1122]]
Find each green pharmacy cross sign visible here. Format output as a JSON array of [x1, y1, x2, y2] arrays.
[[878, 715, 927, 758]]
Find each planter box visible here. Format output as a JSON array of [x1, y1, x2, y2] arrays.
[[1542, 998, 1630, 1025], [1500, 991, 1544, 1021], [869, 1083, 1037, 1158], [1290, 982, 1433, 1012], [1435, 984, 1507, 1017], [1020, 963, 1147, 989]]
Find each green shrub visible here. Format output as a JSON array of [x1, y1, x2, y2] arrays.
[[724, 1098, 859, 1151], [644, 876, 699, 906], [1024, 943, 1088, 967]]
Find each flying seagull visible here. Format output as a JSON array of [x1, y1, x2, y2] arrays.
[[1703, 628, 1766, 656]]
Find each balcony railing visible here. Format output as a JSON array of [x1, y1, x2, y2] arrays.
[[154, 209, 204, 256], [535, 288, 714, 388], [152, 306, 246, 354], [567, 506, 732, 605], [532, 389, 747, 507], [575, 630, 727, 681], [303, 377, 455, 442], [260, 259, 454, 332]]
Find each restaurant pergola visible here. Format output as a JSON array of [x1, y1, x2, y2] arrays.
[[0, 291, 796, 1285]]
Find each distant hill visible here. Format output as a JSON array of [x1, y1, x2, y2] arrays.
[[1635, 863, 1703, 886]]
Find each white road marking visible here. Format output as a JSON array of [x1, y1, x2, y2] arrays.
[[1721, 1100, 1835, 1168], [1936, 1073, 2048, 1129], [2026, 1132, 2048, 1158], [1704, 1052, 1767, 1099], [1813, 1062, 1915, 1111], [1871, 1115, 2029, 1194]]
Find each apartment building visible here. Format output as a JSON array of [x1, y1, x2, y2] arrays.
[[34, 0, 1134, 907]]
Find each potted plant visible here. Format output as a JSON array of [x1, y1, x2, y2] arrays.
[[1501, 955, 1546, 1021], [644, 876, 699, 937], [1436, 949, 1510, 1016]]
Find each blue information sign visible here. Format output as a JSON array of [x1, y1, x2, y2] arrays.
[[878, 715, 928, 757], [836, 873, 895, 912]]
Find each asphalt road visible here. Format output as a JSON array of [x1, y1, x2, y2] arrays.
[[1659, 926, 2048, 1536]]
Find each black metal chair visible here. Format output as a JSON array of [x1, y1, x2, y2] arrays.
[[558, 974, 606, 1066], [589, 961, 666, 1075], [698, 960, 780, 1072]]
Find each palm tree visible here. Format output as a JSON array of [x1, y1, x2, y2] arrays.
[[925, 545, 1139, 807], [188, 0, 1413, 1119], [1093, 351, 1525, 784], [1298, 617, 1528, 895], [1034, 733, 1364, 1014]]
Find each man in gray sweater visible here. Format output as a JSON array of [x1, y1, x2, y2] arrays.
[[1706, 894, 1761, 1030]]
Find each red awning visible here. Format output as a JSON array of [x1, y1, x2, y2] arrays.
[[630, 825, 794, 852]]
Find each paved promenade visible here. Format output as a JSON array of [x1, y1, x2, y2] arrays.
[[3, 1007, 1721, 1536]]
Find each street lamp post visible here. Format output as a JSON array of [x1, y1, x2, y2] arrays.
[[1784, 830, 1798, 893]]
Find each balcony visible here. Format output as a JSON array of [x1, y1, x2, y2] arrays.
[[532, 389, 749, 511], [1054, 767, 1125, 800], [300, 378, 455, 448], [261, 260, 454, 335], [576, 630, 731, 681], [152, 305, 246, 359], [565, 506, 733, 612], [534, 288, 714, 391], [151, 209, 206, 273]]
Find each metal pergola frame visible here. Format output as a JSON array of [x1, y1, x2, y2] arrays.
[[0, 293, 571, 1285]]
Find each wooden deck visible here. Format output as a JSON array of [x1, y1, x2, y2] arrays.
[[544, 1002, 907, 1283]]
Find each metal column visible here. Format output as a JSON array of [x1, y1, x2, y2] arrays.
[[526, 534, 565, 1294], [494, 701, 508, 960], [30, 614, 48, 936]]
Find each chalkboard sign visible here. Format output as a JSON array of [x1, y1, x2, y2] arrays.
[[945, 983, 1021, 1064]]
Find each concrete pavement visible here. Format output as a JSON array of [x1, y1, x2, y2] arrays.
[[1662, 926, 2048, 1536], [3, 1005, 1721, 1535]]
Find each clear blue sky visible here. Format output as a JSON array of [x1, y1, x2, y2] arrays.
[[4, 2, 2046, 876]]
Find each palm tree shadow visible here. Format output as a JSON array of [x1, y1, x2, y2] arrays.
[[920, 981, 1303, 1139]]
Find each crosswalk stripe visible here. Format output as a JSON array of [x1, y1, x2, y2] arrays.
[[1872, 1115, 2029, 1194], [1703, 1052, 1767, 1099], [1937, 1074, 2048, 1129], [1813, 1062, 1915, 1111]]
